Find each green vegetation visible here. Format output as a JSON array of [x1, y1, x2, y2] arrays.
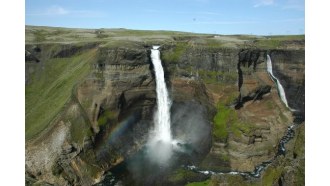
[[261, 166, 284, 185], [213, 99, 258, 142], [109, 29, 191, 37], [168, 168, 200, 183], [295, 160, 305, 186], [210, 175, 253, 186], [220, 154, 230, 161], [162, 42, 188, 62], [254, 39, 282, 49], [267, 35, 305, 40], [204, 38, 226, 48], [279, 111, 289, 123], [25, 49, 97, 139], [33, 29, 47, 42], [293, 125, 305, 157], [69, 111, 93, 144], [95, 29, 109, 38], [213, 103, 231, 141], [251, 35, 304, 49], [97, 110, 117, 127], [80, 151, 103, 179], [53, 29, 71, 36], [26, 26, 304, 52], [186, 179, 211, 186], [292, 125, 305, 185], [199, 70, 237, 84]]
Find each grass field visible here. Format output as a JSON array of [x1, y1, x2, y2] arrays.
[[25, 49, 97, 140], [26, 25, 304, 49]]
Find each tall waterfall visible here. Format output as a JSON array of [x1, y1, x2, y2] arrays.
[[150, 46, 172, 143], [266, 55, 289, 108]]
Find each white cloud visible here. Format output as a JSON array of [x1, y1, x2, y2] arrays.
[[253, 0, 275, 7], [26, 5, 106, 18], [26, 5, 69, 16], [47, 5, 69, 15]]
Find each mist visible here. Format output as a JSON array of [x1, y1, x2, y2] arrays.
[[113, 100, 212, 185]]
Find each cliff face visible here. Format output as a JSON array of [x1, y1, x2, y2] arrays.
[[161, 46, 304, 173], [25, 38, 304, 185], [270, 50, 305, 122], [26, 45, 158, 185]]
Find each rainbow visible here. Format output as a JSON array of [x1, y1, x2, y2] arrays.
[[95, 113, 137, 158]]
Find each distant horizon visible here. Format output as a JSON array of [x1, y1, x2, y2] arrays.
[[25, 24, 305, 37], [26, 0, 305, 36]]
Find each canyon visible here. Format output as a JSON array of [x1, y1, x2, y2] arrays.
[[25, 26, 304, 186]]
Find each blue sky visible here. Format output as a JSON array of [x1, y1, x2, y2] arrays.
[[25, 0, 305, 35]]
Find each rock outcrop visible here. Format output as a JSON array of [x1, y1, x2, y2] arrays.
[[25, 37, 304, 185]]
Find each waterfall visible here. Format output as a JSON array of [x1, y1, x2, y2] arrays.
[[150, 46, 172, 142], [266, 55, 290, 109]]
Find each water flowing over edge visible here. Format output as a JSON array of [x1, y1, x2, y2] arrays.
[[183, 54, 300, 179], [266, 55, 293, 111], [150, 45, 172, 142]]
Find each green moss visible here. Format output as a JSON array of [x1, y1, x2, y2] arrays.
[[186, 179, 211, 186], [97, 110, 116, 127], [220, 154, 230, 161], [168, 168, 199, 183], [25, 49, 97, 140], [210, 174, 254, 186], [213, 100, 258, 141], [199, 70, 219, 84], [223, 175, 251, 186], [70, 114, 93, 144], [261, 166, 284, 185], [294, 160, 305, 186], [213, 103, 231, 141]]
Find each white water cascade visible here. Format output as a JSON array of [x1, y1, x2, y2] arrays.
[[266, 55, 290, 109], [150, 46, 172, 142], [146, 46, 174, 165]]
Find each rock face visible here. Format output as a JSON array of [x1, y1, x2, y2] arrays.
[[25, 45, 156, 185], [160, 46, 303, 173], [270, 50, 305, 123], [25, 40, 304, 185]]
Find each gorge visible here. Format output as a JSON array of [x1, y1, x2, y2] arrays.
[[25, 26, 305, 186]]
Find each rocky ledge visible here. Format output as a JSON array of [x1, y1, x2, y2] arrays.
[[25, 30, 304, 186]]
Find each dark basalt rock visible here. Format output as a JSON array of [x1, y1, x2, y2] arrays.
[[235, 85, 271, 109], [25, 40, 304, 185], [53, 42, 99, 58]]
